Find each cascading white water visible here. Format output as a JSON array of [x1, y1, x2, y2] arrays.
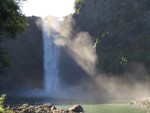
[[42, 20, 60, 96]]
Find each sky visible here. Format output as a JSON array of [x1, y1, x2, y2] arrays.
[[21, 0, 75, 18]]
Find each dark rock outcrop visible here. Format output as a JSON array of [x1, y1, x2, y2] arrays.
[[73, 0, 150, 75], [74, 0, 150, 36], [68, 104, 84, 112], [0, 16, 44, 93]]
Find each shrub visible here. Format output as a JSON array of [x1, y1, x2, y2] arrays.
[[0, 94, 5, 113], [74, 0, 85, 14]]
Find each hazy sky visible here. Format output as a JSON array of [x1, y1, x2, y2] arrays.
[[21, 0, 75, 18]]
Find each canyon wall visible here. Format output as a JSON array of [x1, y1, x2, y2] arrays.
[[0, 16, 44, 93]]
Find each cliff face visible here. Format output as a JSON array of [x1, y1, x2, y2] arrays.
[[0, 0, 150, 95], [73, 0, 150, 74], [0, 16, 44, 93], [0, 16, 94, 95], [74, 0, 149, 35]]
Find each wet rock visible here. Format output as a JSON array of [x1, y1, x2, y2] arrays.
[[51, 105, 57, 111], [5, 103, 84, 113], [22, 103, 30, 108], [69, 104, 84, 112], [43, 103, 53, 108]]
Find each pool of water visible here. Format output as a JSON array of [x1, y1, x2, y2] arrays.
[[58, 104, 150, 113], [5, 97, 84, 106], [5, 97, 150, 113]]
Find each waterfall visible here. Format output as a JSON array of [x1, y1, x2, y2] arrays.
[[42, 20, 60, 96]]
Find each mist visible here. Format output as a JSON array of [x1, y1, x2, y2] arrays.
[[16, 15, 150, 103], [56, 15, 150, 102]]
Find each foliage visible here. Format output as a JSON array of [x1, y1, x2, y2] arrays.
[[94, 1, 150, 75], [0, 0, 28, 39], [0, 95, 14, 113], [74, 0, 85, 14], [0, 94, 6, 113], [94, 32, 108, 49], [0, 0, 28, 75], [74, 0, 150, 75], [0, 49, 11, 75], [97, 52, 129, 75], [0, 107, 4, 113]]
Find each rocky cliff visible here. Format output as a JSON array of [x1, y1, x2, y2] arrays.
[[1, 0, 150, 96], [0, 16, 44, 93], [73, 0, 150, 74], [0, 16, 96, 96], [74, 0, 150, 35]]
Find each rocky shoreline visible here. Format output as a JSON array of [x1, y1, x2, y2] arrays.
[[5, 103, 84, 113], [136, 98, 150, 108]]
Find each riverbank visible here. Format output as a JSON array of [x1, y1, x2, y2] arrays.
[[3, 97, 150, 113], [5, 104, 84, 113], [5, 103, 150, 113]]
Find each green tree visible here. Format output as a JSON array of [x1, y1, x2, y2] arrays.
[[74, 0, 85, 14], [0, 0, 28, 74], [0, 94, 6, 113]]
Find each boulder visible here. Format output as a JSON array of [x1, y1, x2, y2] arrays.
[[51, 105, 57, 111], [69, 104, 84, 112]]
